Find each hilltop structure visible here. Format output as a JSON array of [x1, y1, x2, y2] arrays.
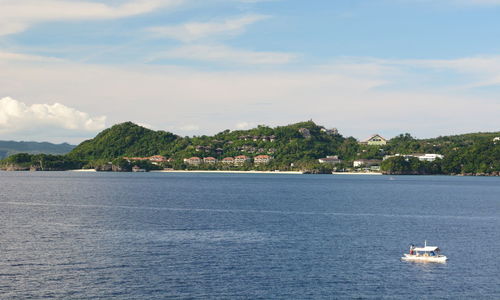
[[360, 134, 387, 146]]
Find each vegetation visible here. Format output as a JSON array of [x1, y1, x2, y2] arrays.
[[1, 121, 500, 175], [0, 153, 84, 170], [68, 122, 179, 160], [381, 133, 500, 175]]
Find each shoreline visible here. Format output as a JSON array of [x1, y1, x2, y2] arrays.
[[151, 170, 304, 174], [67, 169, 383, 175], [331, 172, 383, 175]]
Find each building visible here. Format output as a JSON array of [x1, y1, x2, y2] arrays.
[[360, 134, 387, 146], [298, 128, 311, 138], [318, 155, 342, 164], [234, 155, 251, 165], [353, 159, 382, 168], [149, 155, 167, 163], [254, 155, 273, 165], [203, 157, 217, 164], [493, 137, 500, 143], [415, 153, 444, 162], [184, 157, 202, 165], [320, 127, 339, 135], [222, 157, 235, 165], [383, 153, 444, 162], [123, 155, 169, 164]]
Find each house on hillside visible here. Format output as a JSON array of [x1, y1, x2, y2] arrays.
[[254, 155, 273, 165], [318, 155, 342, 165], [414, 153, 444, 162], [234, 155, 251, 166], [149, 155, 167, 163], [320, 127, 339, 135], [298, 128, 311, 139], [353, 159, 382, 168], [493, 137, 500, 143], [383, 153, 443, 162], [360, 134, 387, 146], [184, 157, 202, 165], [203, 157, 217, 164], [222, 157, 235, 165]]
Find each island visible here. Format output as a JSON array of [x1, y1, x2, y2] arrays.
[[1, 121, 499, 176]]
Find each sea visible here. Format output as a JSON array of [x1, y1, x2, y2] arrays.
[[0, 171, 499, 299]]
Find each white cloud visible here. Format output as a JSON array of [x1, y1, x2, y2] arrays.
[[0, 97, 106, 136], [0, 51, 62, 63], [148, 14, 268, 42], [179, 124, 200, 131], [0, 0, 184, 36], [346, 55, 500, 87], [154, 44, 297, 64], [235, 122, 256, 129]]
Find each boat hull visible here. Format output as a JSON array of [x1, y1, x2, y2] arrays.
[[401, 254, 447, 263]]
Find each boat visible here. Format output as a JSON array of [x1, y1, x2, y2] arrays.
[[401, 241, 447, 263]]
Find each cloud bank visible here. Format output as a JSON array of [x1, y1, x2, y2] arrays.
[[148, 14, 269, 42], [0, 97, 106, 141], [0, 0, 184, 36], [155, 44, 297, 64]]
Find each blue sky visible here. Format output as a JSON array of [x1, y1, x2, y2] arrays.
[[1, 0, 500, 142]]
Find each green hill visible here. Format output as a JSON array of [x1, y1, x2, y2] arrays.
[[68, 122, 179, 160], [3, 121, 500, 175], [0, 140, 75, 159]]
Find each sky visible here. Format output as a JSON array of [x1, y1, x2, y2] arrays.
[[1, 0, 500, 143]]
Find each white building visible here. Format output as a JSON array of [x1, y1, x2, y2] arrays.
[[319, 155, 342, 164], [353, 159, 382, 168], [384, 153, 443, 162], [416, 154, 444, 162]]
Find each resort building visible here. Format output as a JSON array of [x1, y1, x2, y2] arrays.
[[184, 157, 202, 165], [415, 153, 444, 162], [383, 153, 444, 162], [203, 157, 218, 164], [123, 155, 170, 164], [360, 134, 387, 146], [254, 155, 273, 165], [149, 155, 168, 163], [234, 155, 251, 166], [318, 155, 342, 165], [298, 128, 311, 138], [320, 127, 339, 135], [222, 157, 235, 165], [353, 159, 382, 168]]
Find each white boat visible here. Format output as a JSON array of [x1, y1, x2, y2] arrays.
[[401, 241, 447, 263]]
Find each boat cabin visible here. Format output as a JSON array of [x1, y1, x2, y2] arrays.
[[410, 245, 440, 257]]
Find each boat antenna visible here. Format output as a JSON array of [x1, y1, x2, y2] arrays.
[[425, 240, 427, 247]]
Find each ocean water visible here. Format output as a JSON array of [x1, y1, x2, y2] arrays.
[[0, 172, 498, 299]]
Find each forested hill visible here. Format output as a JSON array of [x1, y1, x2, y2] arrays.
[[68, 122, 179, 160], [69, 120, 348, 166], [2, 121, 500, 175], [0, 140, 75, 159]]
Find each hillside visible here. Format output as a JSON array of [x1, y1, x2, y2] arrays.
[[159, 121, 346, 166], [68, 122, 179, 160], [2, 121, 500, 175], [0, 140, 75, 159]]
